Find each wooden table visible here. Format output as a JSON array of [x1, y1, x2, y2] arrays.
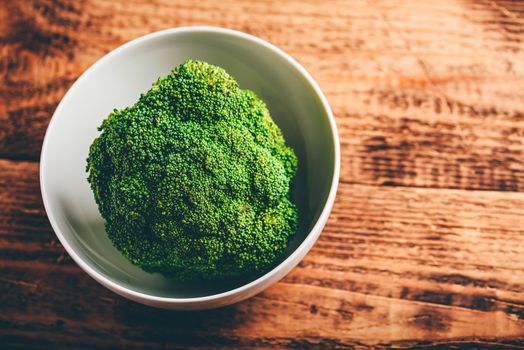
[[2, 0, 524, 348]]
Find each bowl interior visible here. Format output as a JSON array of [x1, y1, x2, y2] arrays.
[[41, 29, 336, 298]]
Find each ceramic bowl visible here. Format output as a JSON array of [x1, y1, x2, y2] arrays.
[[40, 27, 340, 310]]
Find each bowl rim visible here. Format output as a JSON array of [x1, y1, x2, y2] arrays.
[[40, 26, 340, 305]]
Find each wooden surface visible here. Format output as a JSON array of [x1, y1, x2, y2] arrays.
[[2, 0, 524, 348]]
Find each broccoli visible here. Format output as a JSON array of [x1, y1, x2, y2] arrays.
[[86, 60, 298, 280]]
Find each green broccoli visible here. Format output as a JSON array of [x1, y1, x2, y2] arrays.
[[86, 60, 298, 280]]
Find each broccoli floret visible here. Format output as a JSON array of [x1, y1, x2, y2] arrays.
[[86, 60, 298, 280]]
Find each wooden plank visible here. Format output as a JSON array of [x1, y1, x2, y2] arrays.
[[1, 0, 524, 191], [2, 158, 524, 348]]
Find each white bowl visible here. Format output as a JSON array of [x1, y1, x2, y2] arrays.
[[40, 27, 340, 310]]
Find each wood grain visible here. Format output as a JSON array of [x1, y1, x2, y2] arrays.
[[2, 0, 524, 349]]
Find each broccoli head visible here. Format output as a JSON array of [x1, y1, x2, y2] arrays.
[[86, 60, 298, 280]]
